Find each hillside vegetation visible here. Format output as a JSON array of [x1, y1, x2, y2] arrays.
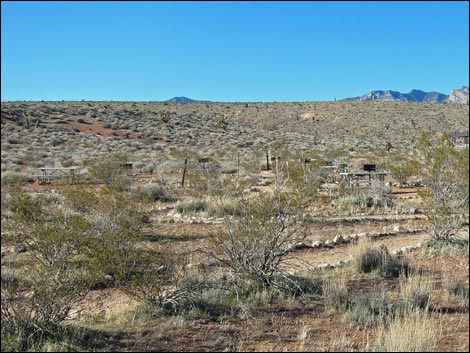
[[1, 100, 468, 352]]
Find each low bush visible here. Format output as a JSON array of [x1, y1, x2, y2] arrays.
[[175, 198, 208, 214], [398, 270, 434, 311], [350, 238, 409, 278], [323, 276, 349, 311], [343, 288, 390, 327], [420, 237, 469, 256], [443, 273, 469, 307], [139, 183, 175, 202]]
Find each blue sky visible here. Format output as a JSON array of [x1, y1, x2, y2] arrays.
[[1, 1, 468, 102]]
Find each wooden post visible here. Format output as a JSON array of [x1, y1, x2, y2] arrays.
[[237, 150, 240, 179], [181, 158, 188, 187], [266, 150, 270, 171]]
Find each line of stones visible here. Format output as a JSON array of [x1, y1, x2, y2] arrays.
[[289, 226, 425, 270]]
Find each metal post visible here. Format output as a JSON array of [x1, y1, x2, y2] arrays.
[[181, 158, 188, 187], [266, 150, 270, 171], [237, 151, 240, 179]]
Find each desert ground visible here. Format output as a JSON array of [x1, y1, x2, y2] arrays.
[[1, 100, 468, 352]]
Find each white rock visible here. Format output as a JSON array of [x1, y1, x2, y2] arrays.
[[312, 240, 324, 248], [324, 239, 335, 247], [333, 235, 344, 244], [292, 242, 309, 250], [317, 263, 332, 269]]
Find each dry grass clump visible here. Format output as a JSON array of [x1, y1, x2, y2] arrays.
[[322, 275, 349, 312], [371, 309, 440, 352], [343, 286, 390, 327], [175, 196, 243, 217], [138, 183, 175, 203], [175, 198, 209, 214], [443, 272, 469, 308], [398, 270, 434, 311], [350, 237, 410, 278], [335, 182, 394, 215]]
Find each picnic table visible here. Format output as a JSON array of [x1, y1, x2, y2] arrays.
[[36, 167, 81, 185], [339, 171, 392, 187]]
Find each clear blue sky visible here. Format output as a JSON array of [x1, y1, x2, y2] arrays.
[[1, 1, 469, 102]]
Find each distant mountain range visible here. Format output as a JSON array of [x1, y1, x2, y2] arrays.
[[165, 96, 200, 103], [343, 86, 468, 104], [164, 87, 469, 104], [446, 86, 469, 104]]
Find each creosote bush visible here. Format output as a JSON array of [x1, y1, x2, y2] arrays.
[[210, 163, 316, 289], [1, 188, 92, 348], [0, 185, 155, 350], [122, 248, 208, 314], [87, 152, 132, 191], [414, 132, 469, 241]]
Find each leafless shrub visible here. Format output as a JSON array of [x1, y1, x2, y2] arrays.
[[414, 132, 469, 240], [210, 163, 315, 289]]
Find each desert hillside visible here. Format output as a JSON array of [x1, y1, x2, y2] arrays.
[[1, 100, 468, 174]]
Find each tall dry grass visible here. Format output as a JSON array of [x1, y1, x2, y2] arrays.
[[372, 309, 440, 352], [398, 270, 434, 311]]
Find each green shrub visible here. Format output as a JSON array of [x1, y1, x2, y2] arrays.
[[88, 153, 132, 191], [83, 192, 147, 286], [1, 189, 92, 350], [420, 237, 469, 256]]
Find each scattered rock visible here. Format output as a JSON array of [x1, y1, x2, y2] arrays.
[[317, 263, 333, 270], [333, 235, 344, 244], [324, 239, 335, 247], [291, 242, 310, 250], [312, 240, 324, 248]]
